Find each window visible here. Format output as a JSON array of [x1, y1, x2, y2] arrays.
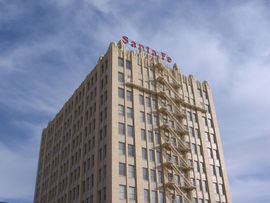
[[200, 162, 205, 173], [127, 108, 133, 118], [147, 113, 152, 124], [118, 58, 123, 67], [142, 148, 147, 160], [144, 189, 149, 202], [126, 90, 132, 101], [141, 129, 146, 140], [213, 150, 218, 160], [158, 171, 163, 183], [216, 166, 221, 176], [156, 151, 161, 163], [205, 132, 209, 141], [159, 192, 164, 203], [169, 120, 174, 128], [118, 72, 124, 82], [172, 155, 177, 165], [155, 132, 160, 144], [202, 180, 208, 192], [197, 88, 202, 97], [208, 148, 213, 158], [143, 168, 148, 180], [174, 175, 179, 185], [192, 144, 197, 154], [126, 60, 131, 70], [127, 125, 133, 137], [203, 117, 207, 126], [117, 163, 126, 178], [129, 187, 136, 200], [208, 118, 213, 128], [149, 150, 155, 161], [210, 133, 216, 144], [213, 183, 218, 193], [187, 111, 192, 121], [118, 105, 124, 116], [140, 111, 145, 122], [152, 99, 157, 109], [153, 115, 158, 126], [193, 198, 197, 203], [148, 131, 153, 142], [150, 170, 156, 182], [203, 91, 208, 100], [118, 123, 125, 135], [195, 129, 200, 139], [210, 165, 216, 176], [146, 97, 151, 107], [196, 179, 202, 191], [170, 194, 174, 203], [128, 145, 135, 157], [176, 195, 181, 203], [118, 88, 124, 98], [219, 184, 224, 195], [152, 191, 157, 203], [119, 185, 126, 199], [190, 178, 195, 186], [197, 145, 202, 156], [139, 95, 144, 105], [190, 127, 194, 137], [128, 165, 135, 178], [205, 104, 210, 113], [194, 161, 199, 172], [192, 114, 197, 124]]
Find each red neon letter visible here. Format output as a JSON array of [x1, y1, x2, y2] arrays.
[[146, 46, 150, 54], [131, 41, 136, 48], [122, 36, 128, 44], [138, 44, 144, 51], [167, 56, 172, 63], [161, 52, 166, 60], [152, 50, 157, 56]]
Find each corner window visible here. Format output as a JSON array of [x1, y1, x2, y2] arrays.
[[143, 168, 148, 180], [119, 163, 126, 176], [118, 123, 125, 135], [118, 88, 124, 98], [118, 105, 124, 116], [119, 142, 125, 155], [119, 185, 126, 199], [118, 72, 124, 82], [118, 58, 123, 67]]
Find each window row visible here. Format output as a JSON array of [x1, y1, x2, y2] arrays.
[[118, 88, 132, 101], [119, 185, 165, 203]]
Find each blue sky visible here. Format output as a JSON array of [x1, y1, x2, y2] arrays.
[[1, 0, 270, 202]]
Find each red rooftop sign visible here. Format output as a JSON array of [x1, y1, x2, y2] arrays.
[[122, 36, 172, 63]]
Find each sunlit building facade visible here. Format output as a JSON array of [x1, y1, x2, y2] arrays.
[[34, 40, 231, 203]]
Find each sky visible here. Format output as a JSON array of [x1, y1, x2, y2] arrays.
[[0, 0, 270, 202]]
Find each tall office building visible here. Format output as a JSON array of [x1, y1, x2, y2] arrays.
[[34, 40, 231, 203]]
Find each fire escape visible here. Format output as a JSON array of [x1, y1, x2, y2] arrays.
[[155, 63, 195, 203], [125, 60, 204, 202]]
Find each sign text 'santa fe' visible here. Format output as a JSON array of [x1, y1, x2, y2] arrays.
[[122, 36, 172, 63]]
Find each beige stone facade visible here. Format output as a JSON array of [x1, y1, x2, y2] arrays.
[[34, 41, 232, 203]]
